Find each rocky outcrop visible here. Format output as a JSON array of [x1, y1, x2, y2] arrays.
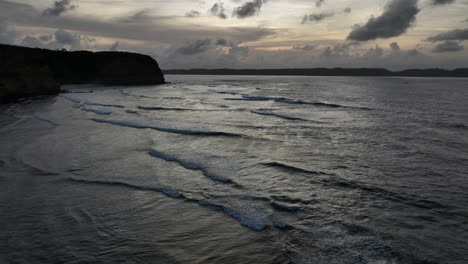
[[0, 44, 165, 103]]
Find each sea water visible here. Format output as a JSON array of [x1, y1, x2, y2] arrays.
[[1, 75, 467, 264]]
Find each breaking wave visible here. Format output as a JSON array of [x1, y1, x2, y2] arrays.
[[262, 161, 330, 175], [216, 91, 240, 95], [264, 161, 457, 214], [32, 113, 60, 126], [90, 118, 244, 137], [226, 95, 371, 109], [137, 105, 245, 112], [148, 149, 238, 185], [137, 106, 190, 111], [61, 95, 125, 108], [68, 177, 287, 231], [198, 200, 286, 231], [81, 107, 112, 115], [68, 177, 183, 198], [250, 110, 308, 121], [82, 102, 125, 109]]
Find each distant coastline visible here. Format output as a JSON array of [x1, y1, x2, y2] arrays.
[[164, 68, 468, 78]]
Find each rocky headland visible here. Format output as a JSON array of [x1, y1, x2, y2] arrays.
[[0, 44, 165, 103]]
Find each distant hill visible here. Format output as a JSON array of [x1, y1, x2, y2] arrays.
[[0, 44, 165, 103], [164, 68, 468, 77]]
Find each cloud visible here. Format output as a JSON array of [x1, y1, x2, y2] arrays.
[[216, 38, 228, 46], [2, 0, 466, 70], [175, 37, 247, 56], [301, 13, 334, 24], [430, 0, 455, 5], [432, 41, 464, 52], [163, 38, 251, 69], [321, 44, 383, 59], [326, 41, 360, 55], [109, 41, 119, 51], [233, 0, 266, 18], [292, 44, 317, 51], [427, 28, 468, 41], [0, 0, 278, 45], [210, 2, 227, 19], [20, 36, 46, 48], [176, 39, 212, 55], [159, 38, 464, 71], [316, 0, 325, 8], [43, 0, 76, 17], [347, 0, 420, 41], [19, 29, 88, 50], [120, 9, 154, 24], [0, 21, 16, 44], [390, 42, 401, 51], [407, 49, 421, 56], [39, 35, 53, 42], [185, 10, 201, 18], [344, 8, 352, 14], [320, 42, 358, 58], [55, 29, 80, 47]]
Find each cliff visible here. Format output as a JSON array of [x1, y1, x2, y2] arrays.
[[0, 44, 165, 103]]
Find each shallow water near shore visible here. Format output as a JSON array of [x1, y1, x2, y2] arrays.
[[1, 75, 468, 264]]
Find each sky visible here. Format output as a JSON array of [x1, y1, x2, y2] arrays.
[[1, 0, 468, 69]]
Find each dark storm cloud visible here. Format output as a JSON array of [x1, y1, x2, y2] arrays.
[[432, 41, 464, 52], [430, 0, 455, 5], [301, 13, 334, 24], [176, 39, 212, 55], [347, 0, 420, 41], [210, 2, 227, 19], [427, 28, 468, 41], [43, 0, 77, 17], [233, 0, 266, 18]]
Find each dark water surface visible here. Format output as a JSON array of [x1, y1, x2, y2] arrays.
[[1, 75, 467, 264]]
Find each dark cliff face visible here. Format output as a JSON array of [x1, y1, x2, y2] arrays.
[[0, 44, 165, 103]]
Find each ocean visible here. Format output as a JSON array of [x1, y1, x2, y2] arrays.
[[1, 75, 467, 264]]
